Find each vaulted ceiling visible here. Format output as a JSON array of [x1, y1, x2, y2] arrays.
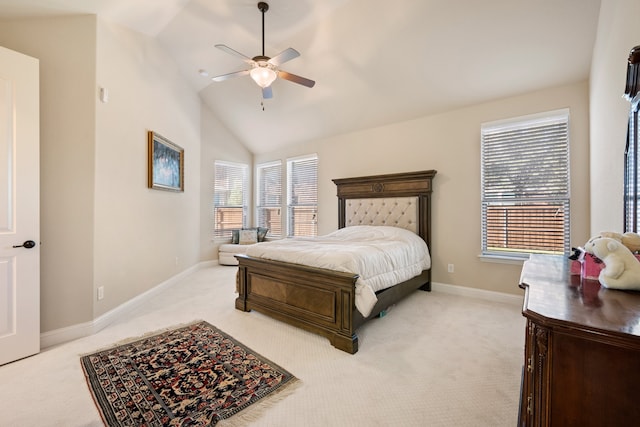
[[0, 0, 601, 153]]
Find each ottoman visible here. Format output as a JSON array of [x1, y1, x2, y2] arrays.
[[218, 243, 257, 266]]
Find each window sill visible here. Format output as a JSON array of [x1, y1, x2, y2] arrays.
[[478, 254, 529, 265]]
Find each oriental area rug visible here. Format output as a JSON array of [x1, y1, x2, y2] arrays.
[[80, 321, 298, 426]]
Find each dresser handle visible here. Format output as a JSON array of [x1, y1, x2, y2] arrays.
[[527, 395, 533, 415], [527, 357, 533, 373]]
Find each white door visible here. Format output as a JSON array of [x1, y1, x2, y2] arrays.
[[0, 46, 40, 366]]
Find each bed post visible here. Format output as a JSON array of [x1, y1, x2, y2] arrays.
[[419, 192, 432, 291], [331, 332, 358, 354], [235, 264, 249, 311], [337, 198, 346, 229]]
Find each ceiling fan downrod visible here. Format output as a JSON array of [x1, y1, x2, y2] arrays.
[[258, 2, 269, 57]]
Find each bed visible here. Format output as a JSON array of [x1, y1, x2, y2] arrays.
[[235, 170, 437, 353]]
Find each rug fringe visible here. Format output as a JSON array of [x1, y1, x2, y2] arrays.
[[217, 377, 301, 427]]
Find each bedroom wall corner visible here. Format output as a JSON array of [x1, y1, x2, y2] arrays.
[[199, 102, 253, 262]]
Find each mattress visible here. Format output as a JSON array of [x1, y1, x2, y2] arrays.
[[244, 225, 431, 316]]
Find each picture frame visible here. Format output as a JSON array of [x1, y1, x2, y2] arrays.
[[148, 131, 184, 192]]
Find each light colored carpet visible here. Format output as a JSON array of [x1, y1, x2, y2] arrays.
[[0, 264, 525, 426]]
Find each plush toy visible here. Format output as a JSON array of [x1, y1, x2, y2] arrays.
[[599, 231, 640, 253], [568, 247, 585, 261], [584, 236, 640, 290]]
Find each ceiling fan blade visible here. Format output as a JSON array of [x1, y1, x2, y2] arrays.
[[268, 48, 300, 66], [211, 69, 250, 82], [215, 44, 254, 65], [262, 86, 273, 99], [278, 70, 315, 88]]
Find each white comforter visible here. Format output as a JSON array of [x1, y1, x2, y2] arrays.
[[244, 225, 431, 317]]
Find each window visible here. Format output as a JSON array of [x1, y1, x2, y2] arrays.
[[213, 161, 248, 239], [625, 105, 639, 231], [481, 110, 570, 258], [287, 155, 318, 237], [624, 45, 640, 232], [256, 161, 282, 237]]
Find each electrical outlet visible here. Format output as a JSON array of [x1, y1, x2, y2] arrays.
[[447, 263, 454, 273], [97, 286, 104, 300], [175, 256, 179, 266]]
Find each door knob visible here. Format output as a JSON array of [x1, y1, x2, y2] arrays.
[[13, 240, 36, 249]]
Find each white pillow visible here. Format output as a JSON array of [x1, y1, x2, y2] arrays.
[[239, 229, 258, 245]]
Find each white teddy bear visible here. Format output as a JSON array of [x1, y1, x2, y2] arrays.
[[584, 236, 640, 290]]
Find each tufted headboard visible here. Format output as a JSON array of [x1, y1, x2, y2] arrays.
[[345, 197, 419, 233], [332, 170, 437, 249]]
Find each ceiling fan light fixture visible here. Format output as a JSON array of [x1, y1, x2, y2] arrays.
[[250, 64, 277, 88]]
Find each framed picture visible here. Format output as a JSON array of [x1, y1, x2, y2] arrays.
[[148, 131, 184, 192]]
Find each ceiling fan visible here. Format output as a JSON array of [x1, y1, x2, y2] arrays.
[[211, 1, 315, 99]]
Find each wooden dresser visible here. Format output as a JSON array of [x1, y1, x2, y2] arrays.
[[519, 254, 640, 427]]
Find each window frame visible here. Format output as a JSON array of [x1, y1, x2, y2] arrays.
[[624, 45, 640, 232], [480, 109, 571, 260], [213, 160, 249, 240], [286, 154, 318, 237], [255, 160, 283, 238]]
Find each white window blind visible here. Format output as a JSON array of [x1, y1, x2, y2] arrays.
[[256, 161, 282, 237], [213, 161, 248, 239], [625, 105, 640, 232], [481, 110, 570, 257], [287, 155, 318, 237], [624, 45, 640, 232]]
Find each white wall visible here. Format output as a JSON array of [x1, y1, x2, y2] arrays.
[[590, 0, 640, 234], [0, 16, 97, 331], [255, 81, 591, 295], [93, 20, 202, 319]]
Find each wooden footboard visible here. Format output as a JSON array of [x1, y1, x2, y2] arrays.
[[235, 254, 431, 353], [235, 254, 360, 353]]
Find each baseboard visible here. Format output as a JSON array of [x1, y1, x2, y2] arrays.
[[431, 281, 523, 306], [40, 262, 215, 349], [40, 267, 518, 349]]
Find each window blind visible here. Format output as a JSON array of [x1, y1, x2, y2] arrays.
[[213, 161, 248, 239], [624, 45, 640, 233], [287, 155, 318, 237], [625, 107, 639, 232], [256, 161, 282, 237], [481, 110, 570, 257]]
